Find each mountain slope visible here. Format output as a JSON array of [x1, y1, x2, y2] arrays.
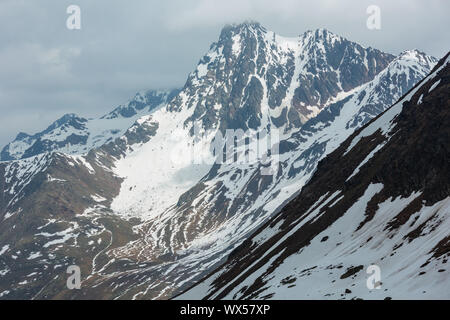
[[106, 49, 434, 299], [2, 23, 393, 164], [0, 89, 179, 161], [0, 23, 439, 300], [179, 53, 450, 300], [0, 115, 163, 299], [67, 49, 435, 299], [169, 23, 394, 133]]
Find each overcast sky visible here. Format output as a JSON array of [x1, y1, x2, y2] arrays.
[[0, 0, 449, 148]]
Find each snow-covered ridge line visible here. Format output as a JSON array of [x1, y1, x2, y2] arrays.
[[178, 52, 449, 300], [0, 22, 442, 300], [345, 52, 447, 154], [105, 46, 437, 299], [169, 22, 395, 136], [0, 89, 179, 161]]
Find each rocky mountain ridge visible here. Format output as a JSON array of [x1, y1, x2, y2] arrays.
[[0, 23, 442, 300]]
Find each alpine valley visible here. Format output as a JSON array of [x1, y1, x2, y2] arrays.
[[0, 22, 448, 300]]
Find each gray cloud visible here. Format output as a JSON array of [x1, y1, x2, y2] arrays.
[[0, 0, 449, 148]]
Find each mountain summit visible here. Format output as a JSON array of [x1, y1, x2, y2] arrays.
[[179, 52, 450, 300], [0, 23, 442, 300], [169, 23, 394, 132], [0, 89, 179, 161]]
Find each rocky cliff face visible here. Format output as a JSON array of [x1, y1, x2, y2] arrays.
[[179, 53, 450, 300], [0, 23, 441, 300], [169, 23, 394, 132]]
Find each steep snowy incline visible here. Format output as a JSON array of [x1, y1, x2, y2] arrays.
[[0, 22, 438, 300], [108, 23, 397, 223], [134, 49, 436, 263], [167, 23, 394, 133], [99, 49, 436, 299], [179, 53, 450, 300], [22, 24, 401, 300], [109, 101, 215, 221], [0, 89, 179, 161], [0, 115, 163, 299]]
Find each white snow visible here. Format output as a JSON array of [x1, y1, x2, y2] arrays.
[[36, 222, 79, 248], [47, 174, 66, 182], [110, 106, 213, 220], [91, 194, 107, 202], [346, 142, 387, 181], [3, 91, 174, 161], [197, 63, 208, 78], [0, 290, 10, 298], [0, 245, 10, 256], [27, 252, 42, 260], [202, 183, 450, 300], [1, 27, 443, 301], [429, 79, 441, 92], [231, 34, 241, 56], [344, 54, 444, 155], [178, 51, 441, 300]]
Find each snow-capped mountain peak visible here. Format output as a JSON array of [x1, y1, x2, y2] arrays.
[[168, 23, 394, 135], [0, 22, 444, 301], [0, 89, 179, 161], [102, 89, 179, 120], [178, 52, 450, 301]]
